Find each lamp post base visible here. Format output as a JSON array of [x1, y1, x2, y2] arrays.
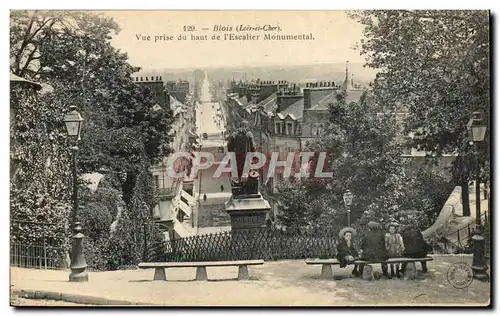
[[472, 267, 489, 282], [69, 222, 88, 283], [69, 269, 89, 282], [471, 231, 489, 282]]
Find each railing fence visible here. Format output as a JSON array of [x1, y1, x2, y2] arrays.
[[10, 239, 67, 270], [10, 219, 68, 270]]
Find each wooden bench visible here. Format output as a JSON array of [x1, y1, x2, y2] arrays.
[[138, 260, 264, 281], [305, 257, 434, 279]]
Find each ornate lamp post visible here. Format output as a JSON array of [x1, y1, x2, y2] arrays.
[[466, 111, 488, 281], [64, 105, 88, 282], [343, 190, 354, 226]]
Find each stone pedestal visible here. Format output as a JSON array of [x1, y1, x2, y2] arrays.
[[225, 193, 270, 230], [225, 191, 271, 260]]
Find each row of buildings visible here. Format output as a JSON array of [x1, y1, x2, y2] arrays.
[[133, 74, 199, 239], [225, 64, 365, 189], [223, 63, 456, 223]]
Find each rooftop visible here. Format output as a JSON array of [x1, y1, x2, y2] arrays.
[[278, 98, 304, 120], [309, 89, 365, 111]]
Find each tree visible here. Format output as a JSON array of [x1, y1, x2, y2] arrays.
[[273, 89, 407, 228], [10, 11, 172, 267], [349, 10, 490, 196], [398, 167, 455, 230], [306, 90, 407, 224], [275, 180, 333, 228]]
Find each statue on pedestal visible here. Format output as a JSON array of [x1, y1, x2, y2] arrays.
[[226, 120, 258, 197]]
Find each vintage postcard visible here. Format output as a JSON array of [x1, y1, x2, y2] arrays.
[[10, 10, 491, 307]]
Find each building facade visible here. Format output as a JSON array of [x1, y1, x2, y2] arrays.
[[134, 73, 198, 239]]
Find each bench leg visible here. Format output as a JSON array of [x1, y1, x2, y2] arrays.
[[195, 267, 208, 281], [320, 264, 333, 279], [404, 262, 417, 280], [238, 265, 249, 280], [361, 265, 374, 280], [154, 268, 167, 281]]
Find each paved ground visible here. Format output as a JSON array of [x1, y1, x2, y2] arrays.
[[11, 296, 88, 306], [10, 255, 490, 306]]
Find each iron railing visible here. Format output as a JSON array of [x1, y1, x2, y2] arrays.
[[428, 212, 490, 255], [10, 239, 67, 270], [145, 226, 343, 262], [10, 219, 68, 270]]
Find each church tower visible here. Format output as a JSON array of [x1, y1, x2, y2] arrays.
[[342, 61, 350, 92]]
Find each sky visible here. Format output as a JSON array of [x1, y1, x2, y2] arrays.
[[102, 11, 367, 70]]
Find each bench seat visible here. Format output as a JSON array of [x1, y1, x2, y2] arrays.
[[305, 257, 434, 279], [305, 257, 433, 265], [138, 260, 264, 281]]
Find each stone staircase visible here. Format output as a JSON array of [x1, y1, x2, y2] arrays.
[[423, 183, 489, 254]]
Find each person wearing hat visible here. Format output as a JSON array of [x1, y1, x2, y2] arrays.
[[336, 227, 360, 277], [359, 221, 390, 278], [385, 222, 405, 278]]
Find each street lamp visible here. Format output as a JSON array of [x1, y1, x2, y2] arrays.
[[64, 105, 88, 282], [466, 111, 488, 281], [343, 190, 354, 226]]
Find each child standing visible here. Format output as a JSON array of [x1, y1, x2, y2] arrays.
[[385, 222, 405, 278]]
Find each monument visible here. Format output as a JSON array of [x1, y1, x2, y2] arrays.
[[225, 121, 270, 231]]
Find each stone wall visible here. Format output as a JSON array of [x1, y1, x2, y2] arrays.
[[422, 186, 462, 240], [197, 204, 231, 227]]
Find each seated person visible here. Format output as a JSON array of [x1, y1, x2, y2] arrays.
[[336, 227, 360, 277], [400, 224, 432, 273], [385, 222, 405, 278], [360, 221, 390, 278]]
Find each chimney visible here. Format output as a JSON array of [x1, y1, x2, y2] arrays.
[[303, 88, 312, 109], [277, 93, 303, 113], [258, 81, 278, 102], [165, 90, 171, 108]]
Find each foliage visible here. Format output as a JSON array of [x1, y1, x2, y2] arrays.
[[305, 92, 407, 224], [10, 11, 173, 269], [399, 167, 454, 230], [275, 180, 337, 228], [10, 84, 72, 247], [274, 90, 455, 231], [349, 10, 490, 185], [275, 10, 488, 232]]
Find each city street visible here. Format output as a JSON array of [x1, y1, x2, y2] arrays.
[[195, 72, 230, 197], [196, 71, 226, 139]]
